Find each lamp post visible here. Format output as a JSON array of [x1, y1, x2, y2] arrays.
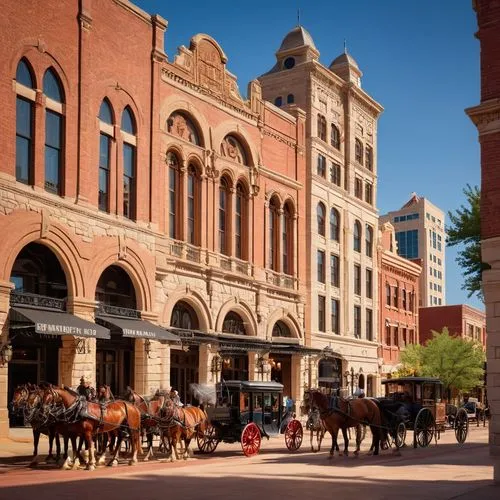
[[211, 354, 222, 382]]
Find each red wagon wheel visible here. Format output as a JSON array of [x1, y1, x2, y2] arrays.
[[284, 419, 303, 452], [241, 422, 261, 457]]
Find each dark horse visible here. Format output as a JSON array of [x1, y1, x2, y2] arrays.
[[305, 390, 384, 457], [41, 385, 142, 470], [11, 384, 62, 466]]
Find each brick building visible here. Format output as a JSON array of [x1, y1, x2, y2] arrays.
[[419, 304, 486, 348], [466, 0, 500, 482], [377, 222, 421, 378], [0, 0, 309, 436], [258, 28, 383, 396]]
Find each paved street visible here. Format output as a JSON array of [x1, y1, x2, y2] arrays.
[[0, 425, 496, 499]]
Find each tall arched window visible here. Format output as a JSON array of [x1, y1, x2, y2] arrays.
[[354, 220, 362, 252], [219, 177, 230, 255], [287, 94, 294, 104], [268, 197, 280, 271], [187, 164, 200, 245], [235, 182, 247, 259], [282, 202, 293, 275], [330, 208, 340, 241], [331, 124, 340, 150], [99, 99, 114, 212], [365, 145, 373, 171], [317, 202, 326, 236], [365, 224, 373, 258], [272, 320, 292, 337], [317, 114, 327, 141], [171, 301, 199, 330], [355, 139, 363, 165], [43, 69, 64, 195], [167, 151, 180, 239], [121, 107, 136, 220], [15, 59, 35, 185]]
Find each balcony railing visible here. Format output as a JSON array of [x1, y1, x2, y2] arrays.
[[96, 302, 141, 318], [265, 270, 297, 290], [10, 291, 66, 311]]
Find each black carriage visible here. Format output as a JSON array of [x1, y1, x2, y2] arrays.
[[196, 380, 303, 456], [380, 377, 469, 448]]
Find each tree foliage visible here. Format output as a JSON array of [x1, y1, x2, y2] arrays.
[[399, 329, 485, 394], [447, 184, 489, 300], [398, 344, 424, 377]]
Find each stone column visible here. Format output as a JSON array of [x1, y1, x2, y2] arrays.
[[180, 164, 188, 242], [0, 280, 14, 438], [62, 297, 97, 388], [482, 238, 500, 483]]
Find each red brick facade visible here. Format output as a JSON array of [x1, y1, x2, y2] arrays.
[[419, 305, 486, 348], [377, 223, 421, 375]]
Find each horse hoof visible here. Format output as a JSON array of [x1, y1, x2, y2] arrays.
[[86, 464, 95, 471], [72, 459, 81, 470], [108, 460, 118, 467], [128, 460, 137, 466], [143, 456, 149, 462]]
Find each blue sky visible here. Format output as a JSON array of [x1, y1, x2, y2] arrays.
[[135, 0, 482, 310]]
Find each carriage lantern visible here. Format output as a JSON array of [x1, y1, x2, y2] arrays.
[[211, 354, 223, 374], [0, 343, 13, 365]]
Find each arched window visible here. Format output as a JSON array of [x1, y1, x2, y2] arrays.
[[317, 114, 327, 141], [274, 96, 283, 107], [222, 311, 246, 335], [220, 134, 248, 165], [317, 202, 326, 236], [15, 59, 35, 185], [219, 177, 230, 255], [331, 124, 340, 150], [282, 202, 293, 275], [287, 94, 294, 104], [330, 208, 340, 241], [365, 224, 373, 258], [365, 145, 373, 171], [353, 220, 361, 252], [187, 164, 200, 245], [235, 182, 247, 259], [98, 99, 114, 212], [171, 301, 199, 330], [268, 197, 280, 271], [121, 107, 136, 220], [167, 151, 180, 239], [272, 320, 292, 338], [355, 139, 363, 165], [167, 111, 201, 146]]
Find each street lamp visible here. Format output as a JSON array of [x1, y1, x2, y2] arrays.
[[344, 366, 363, 396]]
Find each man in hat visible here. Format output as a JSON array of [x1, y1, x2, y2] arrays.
[[77, 375, 95, 401]]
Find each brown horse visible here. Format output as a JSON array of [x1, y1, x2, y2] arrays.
[[306, 390, 383, 457], [160, 397, 209, 462], [11, 384, 62, 466], [124, 387, 167, 461], [41, 385, 142, 470]]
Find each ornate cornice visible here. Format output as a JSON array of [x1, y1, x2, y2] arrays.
[[260, 127, 296, 149], [466, 98, 500, 136]]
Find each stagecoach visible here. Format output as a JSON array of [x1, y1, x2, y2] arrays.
[[381, 377, 469, 448], [196, 380, 303, 456]]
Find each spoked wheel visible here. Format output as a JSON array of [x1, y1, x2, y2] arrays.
[[241, 422, 261, 457], [196, 424, 219, 454], [455, 408, 469, 444], [395, 422, 407, 448], [414, 408, 435, 448], [284, 419, 303, 452]]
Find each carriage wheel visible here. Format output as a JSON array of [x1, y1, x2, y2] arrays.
[[395, 422, 407, 448], [414, 408, 435, 448], [196, 424, 219, 454], [241, 422, 261, 457], [454, 408, 469, 444], [284, 419, 303, 452]]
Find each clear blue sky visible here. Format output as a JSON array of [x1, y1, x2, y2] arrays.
[[135, 0, 482, 310]]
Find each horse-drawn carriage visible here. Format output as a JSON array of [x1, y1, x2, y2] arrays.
[[196, 380, 303, 456], [380, 377, 469, 448]]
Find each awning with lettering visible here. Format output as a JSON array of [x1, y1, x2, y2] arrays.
[[10, 306, 110, 339], [95, 315, 180, 342]]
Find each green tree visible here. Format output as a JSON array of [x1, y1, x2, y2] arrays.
[[421, 329, 485, 394], [447, 184, 488, 300], [398, 343, 424, 377]]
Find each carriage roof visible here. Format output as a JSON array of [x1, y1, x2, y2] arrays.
[[381, 377, 443, 386], [218, 380, 284, 393]]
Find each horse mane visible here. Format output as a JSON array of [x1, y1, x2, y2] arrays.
[[63, 385, 80, 397]]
